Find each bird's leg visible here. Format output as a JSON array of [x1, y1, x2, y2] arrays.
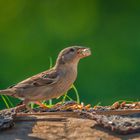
[[34, 101, 49, 109], [23, 99, 35, 113]]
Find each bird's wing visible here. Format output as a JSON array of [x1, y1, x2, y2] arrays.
[[33, 70, 60, 86], [13, 69, 60, 89]]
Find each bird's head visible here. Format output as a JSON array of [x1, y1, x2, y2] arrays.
[[56, 46, 91, 66]]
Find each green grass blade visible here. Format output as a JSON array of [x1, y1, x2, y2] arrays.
[[49, 99, 52, 106], [4, 95, 14, 107], [49, 57, 53, 68], [62, 92, 68, 103], [30, 102, 35, 109], [66, 94, 73, 101], [116, 100, 134, 104], [72, 84, 80, 104], [1, 95, 10, 108], [95, 102, 101, 106]]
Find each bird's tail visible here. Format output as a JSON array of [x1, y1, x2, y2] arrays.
[[0, 89, 13, 96]]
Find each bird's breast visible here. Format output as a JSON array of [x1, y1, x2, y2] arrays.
[[51, 66, 77, 98]]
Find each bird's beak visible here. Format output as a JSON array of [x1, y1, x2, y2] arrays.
[[77, 48, 91, 58]]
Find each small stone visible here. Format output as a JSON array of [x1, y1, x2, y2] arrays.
[[111, 102, 120, 109], [120, 101, 126, 108]]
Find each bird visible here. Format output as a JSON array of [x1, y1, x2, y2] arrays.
[[0, 46, 91, 110]]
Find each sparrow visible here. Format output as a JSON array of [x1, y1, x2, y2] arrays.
[[0, 46, 91, 109]]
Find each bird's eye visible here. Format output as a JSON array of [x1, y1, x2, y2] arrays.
[[70, 48, 75, 52]]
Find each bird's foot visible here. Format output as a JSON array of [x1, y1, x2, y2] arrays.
[[34, 101, 49, 109]]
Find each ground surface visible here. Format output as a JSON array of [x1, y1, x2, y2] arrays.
[[0, 114, 140, 140]]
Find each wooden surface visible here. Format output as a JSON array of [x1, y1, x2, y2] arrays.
[[0, 113, 140, 140]]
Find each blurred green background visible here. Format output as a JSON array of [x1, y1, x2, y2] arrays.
[[0, 0, 140, 109]]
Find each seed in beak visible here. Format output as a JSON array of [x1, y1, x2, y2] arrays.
[[82, 48, 91, 56]]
